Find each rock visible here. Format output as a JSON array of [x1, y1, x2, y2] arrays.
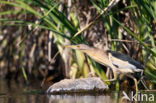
[[47, 77, 109, 94]]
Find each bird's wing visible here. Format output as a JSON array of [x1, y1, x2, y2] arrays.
[[86, 49, 115, 68], [109, 51, 144, 70], [110, 54, 136, 69]]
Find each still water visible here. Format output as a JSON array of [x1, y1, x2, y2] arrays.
[[0, 77, 155, 103]]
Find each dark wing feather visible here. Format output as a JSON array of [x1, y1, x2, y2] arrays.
[[109, 51, 144, 70]]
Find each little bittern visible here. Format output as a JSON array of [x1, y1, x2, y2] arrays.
[[65, 44, 144, 91]]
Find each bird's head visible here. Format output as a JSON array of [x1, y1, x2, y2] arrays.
[[64, 44, 91, 51]]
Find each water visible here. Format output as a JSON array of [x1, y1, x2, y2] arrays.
[[0, 93, 116, 103], [0, 77, 156, 103]]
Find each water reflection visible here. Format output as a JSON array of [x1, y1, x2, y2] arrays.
[[0, 94, 49, 103], [48, 94, 113, 103], [1, 90, 156, 103], [0, 93, 117, 103]]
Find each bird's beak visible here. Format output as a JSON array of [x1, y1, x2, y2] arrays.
[[64, 45, 78, 49], [64, 45, 73, 48]]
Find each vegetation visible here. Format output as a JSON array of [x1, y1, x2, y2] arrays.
[[0, 0, 156, 90]]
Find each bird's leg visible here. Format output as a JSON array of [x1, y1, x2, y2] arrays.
[[104, 70, 117, 82], [106, 67, 111, 78], [138, 76, 149, 90], [127, 74, 139, 101], [104, 53, 118, 82], [137, 75, 144, 84], [104, 78, 117, 82], [140, 70, 144, 76], [136, 70, 149, 90], [127, 74, 138, 92]]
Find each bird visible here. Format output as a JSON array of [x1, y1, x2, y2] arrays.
[[65, 44, 144, 91]]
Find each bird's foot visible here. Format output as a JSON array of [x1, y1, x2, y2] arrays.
[[104, 78, 117, 82]]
